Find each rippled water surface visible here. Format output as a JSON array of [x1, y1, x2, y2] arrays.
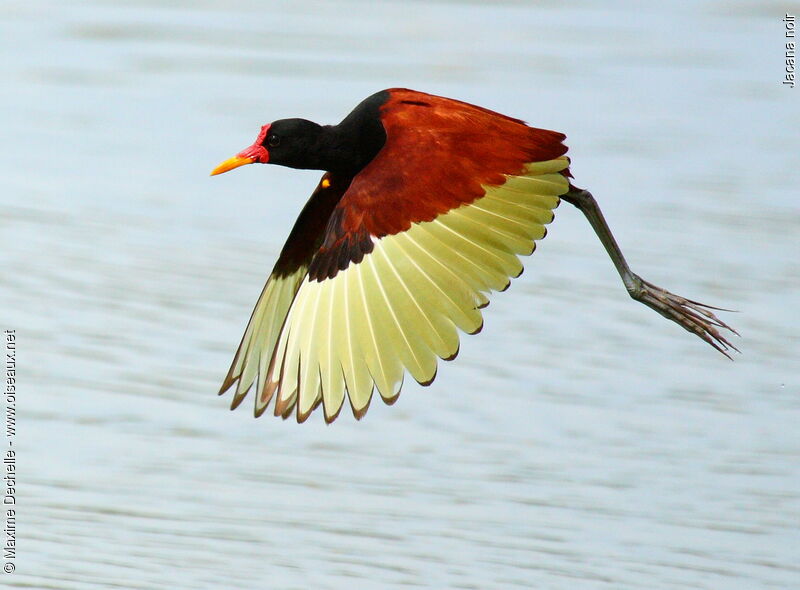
[[2, 1, 799, 588]]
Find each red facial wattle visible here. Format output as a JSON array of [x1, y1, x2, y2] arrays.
[[236, 142, 269, 164], [210, 124, 271, 175]]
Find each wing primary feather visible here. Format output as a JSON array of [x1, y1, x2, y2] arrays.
[[297, 280, 325, 422], [374, 241, 448, 374], [274, 281, 316, 418], [391, 231, 483, 335], [319, 278, 346, 422], [355, 258, 401, 400], [411, 221, 501, 295], [365, 250, 434, 385], [257, 303, 293, 417], [327, 276, 351, 421], [430, 217, 522, 279], [449, 205, 543, 255], [397, 223, 489, 310], [343, 267, 374, 419]]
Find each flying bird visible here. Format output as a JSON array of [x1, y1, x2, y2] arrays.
[[211, 88, 737, 423]]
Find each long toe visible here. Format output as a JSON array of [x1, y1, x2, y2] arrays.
[[634, 277, 739, 358]]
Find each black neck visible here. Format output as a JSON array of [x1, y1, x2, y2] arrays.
[[316, 124, 383, 176], [320, 90, 389, 176]]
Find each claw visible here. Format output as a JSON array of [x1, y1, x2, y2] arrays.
[[633, 276, 739, 359]]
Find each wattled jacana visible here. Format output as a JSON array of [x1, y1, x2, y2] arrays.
[[211, 88, 737, 423]]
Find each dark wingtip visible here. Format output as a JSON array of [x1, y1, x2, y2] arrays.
[[218, 374, 235, 396], [351, 396, 373, 421], [443, 344, 460, 362], [254, 402, 269, 418], [254, 380, 279, 417], [323, 404, 342, 425], [418, 366, 438, 387], [230, 388, 248, 411], [279, 399, 296, 420], [297, 396, 324, 423], [382, 391, 401, 406]]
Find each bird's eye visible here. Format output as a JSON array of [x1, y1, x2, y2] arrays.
[[267, 134, 281, 148]]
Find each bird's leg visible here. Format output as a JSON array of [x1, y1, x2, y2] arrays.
[[561, 187, 739, 358]]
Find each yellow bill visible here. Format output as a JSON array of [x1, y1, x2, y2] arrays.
[[210, 156, 255, 176]]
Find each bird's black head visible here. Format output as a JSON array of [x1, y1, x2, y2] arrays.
[[211, 91, 388, 177], [259, 118, 328, 169], [210, 118, 326, 176]]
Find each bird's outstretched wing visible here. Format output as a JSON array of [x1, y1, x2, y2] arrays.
[[218, 174, 347, 409], [220, 89, 571, 422]]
